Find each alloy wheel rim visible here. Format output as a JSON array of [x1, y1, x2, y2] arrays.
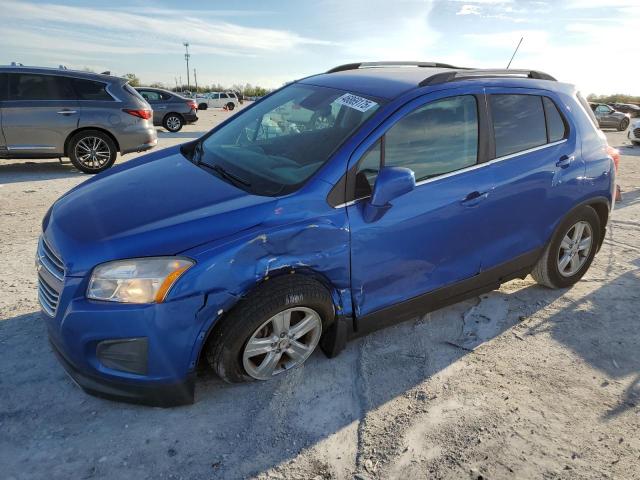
[[166, 116, 181, 131], [557, 221, 593, 277], [242, 307, 322, 380], [75, 137, 111, 169]]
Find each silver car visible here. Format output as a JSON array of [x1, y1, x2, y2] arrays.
[[135, 87, 198, 132], [0, 66, 157, 173]]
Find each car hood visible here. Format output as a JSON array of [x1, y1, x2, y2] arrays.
[[44, 146, 277, 276]]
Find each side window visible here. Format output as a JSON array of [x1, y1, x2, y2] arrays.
[[543, 97, 567, 142], [139, 90, 162, 102], [160, 92, 172, 100], [0, 74, 6, 101], [8, 73, 74, 101], [71, 78, 113, 101], [221, 93, 229, 99], [384, 95, 478, 181], [490, 94, 547, 157]]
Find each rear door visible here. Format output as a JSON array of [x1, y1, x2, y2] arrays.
[[480, 88, 582, 270], [348, 89, 495, 322], [137, 89, 166, 124], [2, 72, 79, 155]]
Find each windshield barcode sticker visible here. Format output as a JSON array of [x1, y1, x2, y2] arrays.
[[336, 93, 377, 112]]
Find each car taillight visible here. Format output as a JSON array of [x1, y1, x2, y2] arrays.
[[187, 101, 197, 110], [123, 109, 152, 120], [606, 145, 620, 172]]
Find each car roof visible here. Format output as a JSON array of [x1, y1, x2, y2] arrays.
[[299, 63, 563, 100], [0, 65, 125, 83]]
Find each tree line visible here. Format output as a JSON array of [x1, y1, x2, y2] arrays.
[[587, 93, 640, 105], [121, 73, 270, 97]]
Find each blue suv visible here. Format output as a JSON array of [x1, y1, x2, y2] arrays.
[[38, 62, 615, 406]]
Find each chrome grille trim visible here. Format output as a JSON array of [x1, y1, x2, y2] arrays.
[[36, 236, 64, 317]]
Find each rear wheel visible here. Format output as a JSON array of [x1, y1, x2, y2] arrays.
[[531, 206, 600, 288], [206, 276, 333, 383], [198, 103, 208, 110], [632, 141, 640, 147], [163, 113, 184, 132], [226, 102, 235, 111], [618, 117, 630, 131], [68, 130, 117, 174]]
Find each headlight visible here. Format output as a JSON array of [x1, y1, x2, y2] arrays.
[[87, 257, 194, 304]]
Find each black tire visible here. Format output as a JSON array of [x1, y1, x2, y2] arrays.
[[198, 103, 208, 110], [205, 275, 334, 383], [68, 130, 117, 174], [163, 113, 184, 132], [531, 206, 601, 289], [618, 117, 630, 131], [632, 141, 640, 147], [226, 102, 235, 111]]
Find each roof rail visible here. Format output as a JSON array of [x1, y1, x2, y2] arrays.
[[420, 69, 556, 86], [327, 61, 464, 73]]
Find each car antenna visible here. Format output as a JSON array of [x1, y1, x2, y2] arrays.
[[506, 36, 524, 69]]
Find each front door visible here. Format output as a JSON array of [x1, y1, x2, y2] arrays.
[[2, 72, 79, 155], [347, 90, 495, 325]]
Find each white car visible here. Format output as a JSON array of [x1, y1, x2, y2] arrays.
[[629, 118, 640, 146], [196, 92, 239, 111]]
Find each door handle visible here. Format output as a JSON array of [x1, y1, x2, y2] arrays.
[[56, 110, 77, 115], [157, 106, 167, 109], [556, 154, 574, 168], [460, 191, 489, 207]]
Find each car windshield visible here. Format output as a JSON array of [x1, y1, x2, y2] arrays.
[[196, 84, 383, 196]]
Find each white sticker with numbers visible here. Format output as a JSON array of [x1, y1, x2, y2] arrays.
[[335, 93, 378, 112]]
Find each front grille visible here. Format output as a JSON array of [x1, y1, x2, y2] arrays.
[[36, 237, 64, 317], [634, 128, 640, 138]]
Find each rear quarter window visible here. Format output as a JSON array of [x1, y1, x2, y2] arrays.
[[72, 78, 113, 101], [543, 97, 567, 142]]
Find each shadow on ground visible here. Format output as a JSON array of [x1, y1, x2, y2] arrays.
[[0, 160, 81, 185]]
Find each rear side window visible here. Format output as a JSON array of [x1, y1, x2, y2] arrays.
[[8, 73, 74, 101], [543, 97, 567, 142], [577, 92, 599, 129], [71, 78, 113, 101], [221, 93, 228, 98], [490, 94, 547, 157], [124, 83, 146, 102]]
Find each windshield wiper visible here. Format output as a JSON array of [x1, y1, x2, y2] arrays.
[[201, 162, 252, 188]]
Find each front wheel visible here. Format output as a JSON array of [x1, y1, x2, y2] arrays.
[[206, 276, 333, 383], [531, 206, 601, 288], [198, 103, 208, 110], [163, 113, 184, 132], [632, 141, 640, 147], [618, 117, 630, 131], [226, 102, 235, 111], [68, 130, 117, 174]]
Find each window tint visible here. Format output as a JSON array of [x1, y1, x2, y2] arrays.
[[0, 74, 7, 101], [220, 93, 228, 98], [384, 95, 478, 181], [71, 78, 113, 101], [138, 90, 163, 102], [8, 73, 74, 100], [490, 94, 546, 157], [543, 97, 566, 142]]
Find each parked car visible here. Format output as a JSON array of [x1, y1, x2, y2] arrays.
[[589, 103, 630, 131], [39, 62, 615, 406], [0, 66, 157, 173], [196, 91, 239, 111], [135, 87, 198, 132], [611, 103, 640, 118], [629, 118, 640, 146]]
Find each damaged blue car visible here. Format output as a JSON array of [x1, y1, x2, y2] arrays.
[[39, 62, 615, 405]]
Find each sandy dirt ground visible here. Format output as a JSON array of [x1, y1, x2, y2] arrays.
[[1, 108, 639, 480]]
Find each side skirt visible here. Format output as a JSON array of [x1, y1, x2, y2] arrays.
[[350, 248, 542, 339]]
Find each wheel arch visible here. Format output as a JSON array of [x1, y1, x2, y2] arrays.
[[549, 196, 610, 253], [64, 127, 121, 156], [193, 268, 343, 371]]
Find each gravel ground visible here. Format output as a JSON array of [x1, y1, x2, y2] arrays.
[[1, 109, 639, 480]]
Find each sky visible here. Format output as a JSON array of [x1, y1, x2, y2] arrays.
[[1, 0, 639, 95]]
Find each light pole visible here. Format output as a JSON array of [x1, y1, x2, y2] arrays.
[[194, 68, 198, 92], [183, 42, 191, 92]]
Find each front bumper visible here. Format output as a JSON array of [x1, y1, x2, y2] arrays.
[[50, 336, 195, 406], [629, 127, 640, 142]]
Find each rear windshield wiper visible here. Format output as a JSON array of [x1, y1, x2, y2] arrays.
[[201, 162, 252, 188]]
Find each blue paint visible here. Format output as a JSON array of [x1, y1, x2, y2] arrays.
[[40, 68, 614, 399]]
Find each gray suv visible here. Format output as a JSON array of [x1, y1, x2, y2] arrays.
[[135, 87, 198, 132], [0, 66, 157, 173]]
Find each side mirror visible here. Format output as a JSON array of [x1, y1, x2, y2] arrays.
[[370, 167, 416, 207], [363, 167, 415, 222]]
